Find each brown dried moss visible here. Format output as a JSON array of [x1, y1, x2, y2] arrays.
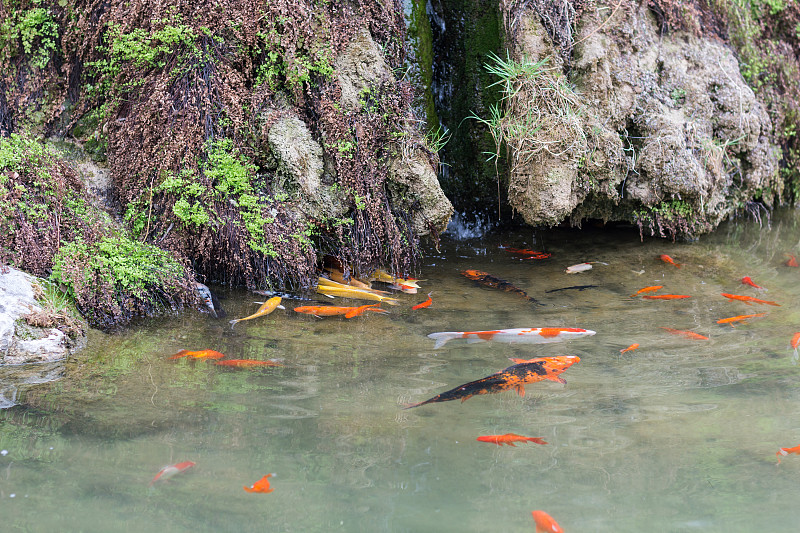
[[2, 0, 428, 298]]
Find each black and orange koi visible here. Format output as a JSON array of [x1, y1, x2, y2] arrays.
[[403, 356, 579, 409], [461, 269, 542, 304]]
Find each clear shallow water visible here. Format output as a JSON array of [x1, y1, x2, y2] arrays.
[[2, 210, 800, 532]]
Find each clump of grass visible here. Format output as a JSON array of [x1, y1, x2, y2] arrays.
[[472, 51, 587, 172]]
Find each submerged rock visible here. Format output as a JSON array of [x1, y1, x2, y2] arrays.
[[0, 267, 86, 365], [500, 1, 780, 238]]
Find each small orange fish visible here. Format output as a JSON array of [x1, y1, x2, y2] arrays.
[[740, 276, 764, 289], [792, 332, 800, 350], [641, 294, 691, 300], [476, 433, 547, 446], [721, 293, 780, 306], [168, 349, 226, 360], [531, 510, 564, 533], [716, 313, 767, 326], [504, 248, 552, 260], [661, 327, 708, 340], [630, 286, 663, 297], [412, 292, 433, 310], [659, 254, 681, 268], [776, 444, 800, 464], [214, 359, 283, 367], [786, 254, 799, 267], [620, 343, 640, 354], [243, 473, 274, 493], [149, 460, 196, 486]]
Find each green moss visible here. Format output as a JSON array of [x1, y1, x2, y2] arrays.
[[0, 4, 59, 69], [50, 236, 184, 302]]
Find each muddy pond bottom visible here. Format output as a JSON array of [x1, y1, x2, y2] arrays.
[[2, 210, 800, 532]]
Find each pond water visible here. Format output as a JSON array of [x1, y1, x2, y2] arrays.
[[2, 209, 800, 532]]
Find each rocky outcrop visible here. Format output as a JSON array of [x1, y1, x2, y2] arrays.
[[501, 1, 780, 238], [0, 267, 86, 365]]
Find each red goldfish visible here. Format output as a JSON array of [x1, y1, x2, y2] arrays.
[[427, 327, 596, 349], [168, 349, 226, 360], [661, 327, 708, 340], [531, 510, 564, 533], [476, 433, 547, 446], [641, 294, 691, 300], [412, 292, 433, 310], [149, 461, 196, 486], [243, 473, 274, 493], [721, 293, 780, 306], [740, 276, 764, 289], [716, 313, 767, 326], [404, 356, 579, 408], [786, 254, 799, 267], [214, 359, 283, 368], [504, 248, 552, 260], [776, 444, 800, 464], [659, 254, 681, 268], [792, 333, 800, 361], [620, 343, 640, 354], [630, 286, 663, 297]]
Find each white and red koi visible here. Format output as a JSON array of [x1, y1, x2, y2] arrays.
[[427, 327, 596, 349], [149, 460, 196, 486]]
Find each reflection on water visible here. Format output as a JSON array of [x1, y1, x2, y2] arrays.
[[2, 209, 800, 531]]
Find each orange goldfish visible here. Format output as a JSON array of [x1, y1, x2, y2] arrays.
[[777, 444, 800, 464], [531, 510, 564, 533], [504, 248, 552, 260], [659, 254, 681, 268], [716, 313, 767, 326], [786, 254, 799, 267], [427, 327, 595, 349], [792, 333, 800, 362], [149, 460, 196, 486], [243, 473, 274, 493], [721, 293, 780, 306], [740, 276, 764, 289], [641, 294, 691, 300], [214, 359, 283, 367], [229, 297, 284, 328], [168, 349, 226, 360], [620, 343, 640, 354], [294, 304, 388, 318], [630, 286, 663, 297], [404, 356, 580, 408], [661, 327, 708, 340], [476, 433, 547, 446], [412, 292, 433, 310]]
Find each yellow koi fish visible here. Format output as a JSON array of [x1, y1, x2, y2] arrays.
[[316, 285, 399, 305], [229, 297, 284, 328]]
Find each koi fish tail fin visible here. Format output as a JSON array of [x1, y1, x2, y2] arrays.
[[229, 319, 240, 329], [515, 385, 526, 397], [168, 350, 190, 360], [428, 332, 461, 349], [277, 305, 286, 310]]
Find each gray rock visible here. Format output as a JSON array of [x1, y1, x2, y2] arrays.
[[0, 267, 86, 366]]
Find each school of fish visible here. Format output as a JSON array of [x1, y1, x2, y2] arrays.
[[157, 247, 800, 529]]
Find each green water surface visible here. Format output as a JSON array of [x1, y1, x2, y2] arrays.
[[2, 210, 800, 532]]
